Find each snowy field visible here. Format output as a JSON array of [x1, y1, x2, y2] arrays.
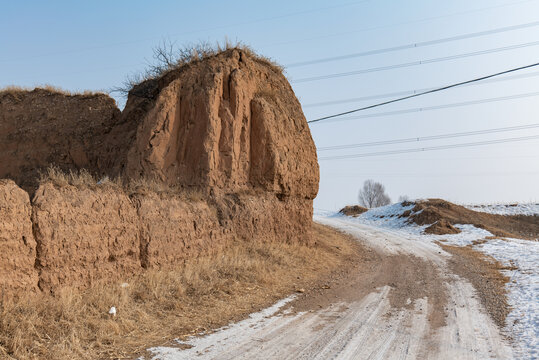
[[464, 203, 539, 216], [333, 203, 538, 359]]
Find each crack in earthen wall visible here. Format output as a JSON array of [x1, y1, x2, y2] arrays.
[[30, 201, 44, 292]]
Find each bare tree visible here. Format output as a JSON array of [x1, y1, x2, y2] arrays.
[[358, 180, 391, 208]]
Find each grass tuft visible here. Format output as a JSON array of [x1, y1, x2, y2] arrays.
[[0, 85, 105, 98], [38, 166, 206, 202]]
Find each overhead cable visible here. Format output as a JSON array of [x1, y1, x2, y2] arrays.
[[319, 135, 539, 160], [307, 62, 539, 123]]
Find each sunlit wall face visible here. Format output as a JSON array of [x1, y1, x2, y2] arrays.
[[1, 0, 538, 208]]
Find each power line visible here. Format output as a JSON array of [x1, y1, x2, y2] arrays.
[[287, 20, 539, 68], [317, 124, 539, 151], [325, 171, 539, 178], [303, 70, 539, 108], [307, 62, 539, 124], [318, 135, 539, 160], [294, 40, 539, 84], [318, 154, 539, 162], [320, 91, 539, 123], [269, 0, 538, 48]]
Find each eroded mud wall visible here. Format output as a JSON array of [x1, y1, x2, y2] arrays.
[[118, 50, 319, 201], [0, 89, 120, 191], [31, 183, 141, 292], [134, 192, 231, 269], [0, 49, 320, 295], [0, 180, 38, 294]]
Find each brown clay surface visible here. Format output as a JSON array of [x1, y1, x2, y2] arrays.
[[213, 192, 314, 245], [0, 48, 319, 294], [0, 89, 120, 192], [32, 183, 141, 293], [0, 180, 38, 294], [411, 199, 539, 239], [114, 49, 319, 199], [134, 192, 230, 269]]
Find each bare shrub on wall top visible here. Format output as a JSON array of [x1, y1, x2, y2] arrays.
[[112, 39, 283, 96], [358, 179, 391, 208]]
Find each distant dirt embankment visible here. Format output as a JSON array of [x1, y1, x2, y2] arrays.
[[0, 48, 319, 295], [409, 199, 539, 239], [339, 199, 538, 239], [339, 205, 368, 217]]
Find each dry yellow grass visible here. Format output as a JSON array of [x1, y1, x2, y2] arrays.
[[0, 223, 358, 359], [0, 85, 103, 97], [38, 166, 105, 189], [39, 166, 207, 203]]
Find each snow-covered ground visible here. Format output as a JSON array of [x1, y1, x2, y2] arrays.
[[464, 203, 539, 216], [335, 203, 538, 359]]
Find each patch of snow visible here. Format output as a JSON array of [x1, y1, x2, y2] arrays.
[[358, 202, 414, 219], [338, 202, 418, 231], [147, 296, 299, 359], [478, 238, 539, 359], [465, 203, 539, 216], [419, 227, 538, 358]]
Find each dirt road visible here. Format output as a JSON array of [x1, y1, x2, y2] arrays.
[[148, 216, 514, 359]]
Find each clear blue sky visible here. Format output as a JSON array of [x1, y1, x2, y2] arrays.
[[1, 0, 538, 210]]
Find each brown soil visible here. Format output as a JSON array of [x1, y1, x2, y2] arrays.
[[439, 243, 515, 328], [292, 237, 448, 330], [424, 219, 461, 235], [0, 180, 38, 295], [339, 205, 368, 217], [105, 48, 319, 201], [410, 199, 539, 240], [0, 223, 360, 360], [1, 49, 319, 200], [0, 88, 120, 192]]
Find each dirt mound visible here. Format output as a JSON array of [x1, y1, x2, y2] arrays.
[[0, 180, 38, 294], [339, 205, 368, 217], [0, 88, 120, 191], [410, 199, 539, 239], [424, 219, 460, 235]]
